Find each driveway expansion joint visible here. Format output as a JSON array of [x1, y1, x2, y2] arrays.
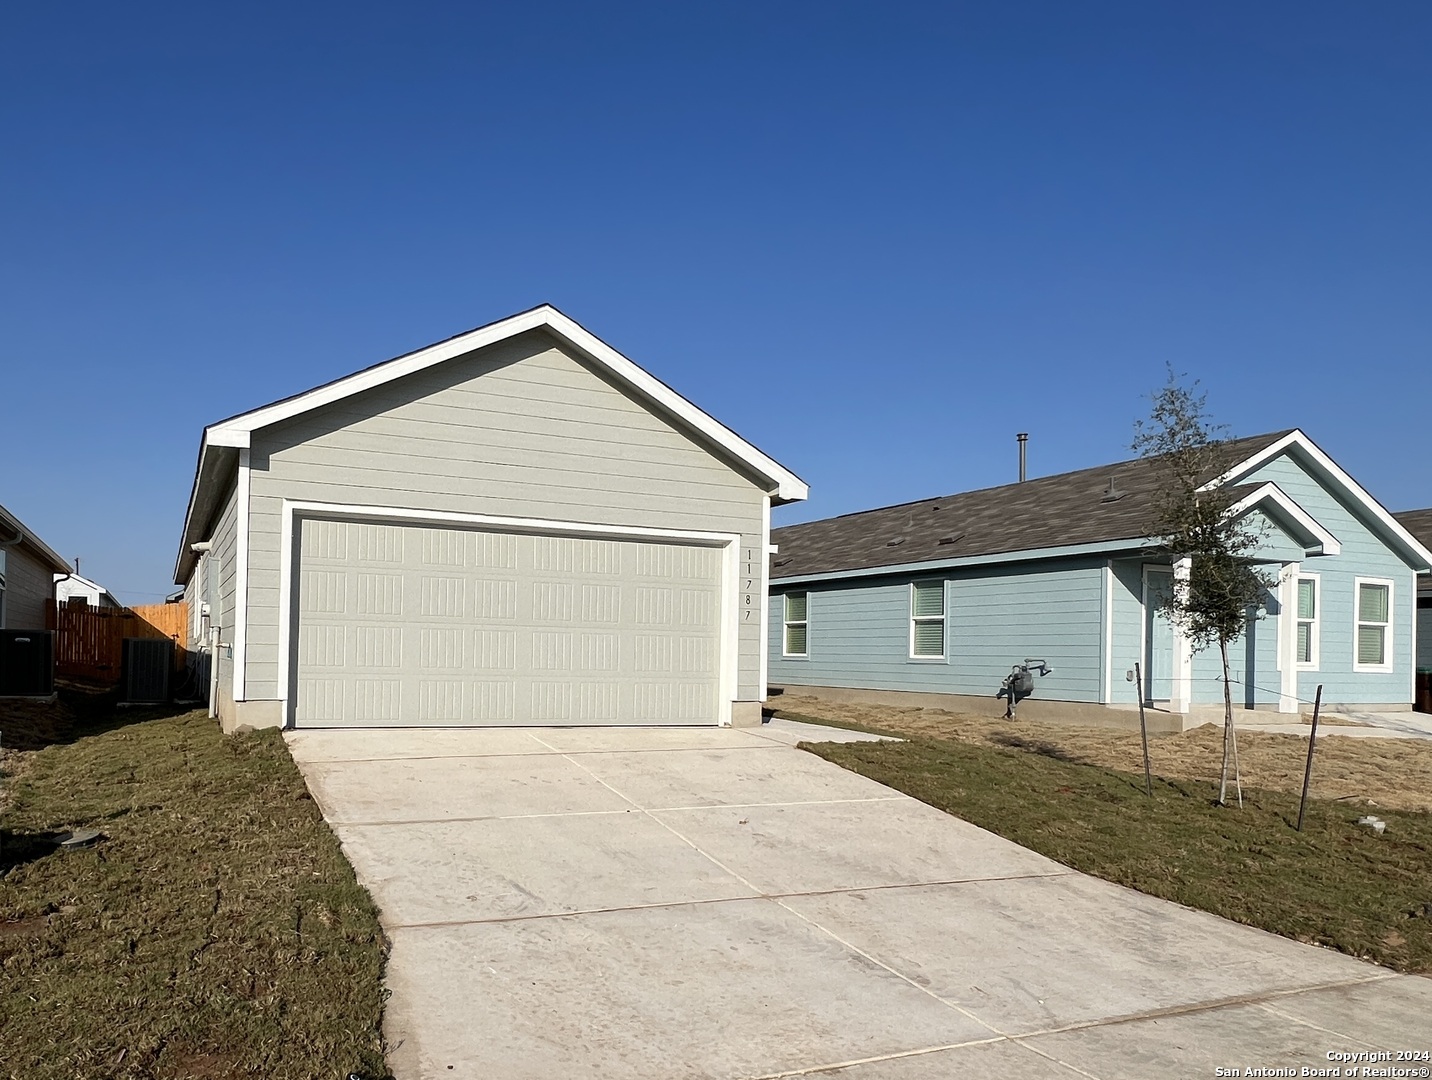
[[380, 871, 1080, 930]]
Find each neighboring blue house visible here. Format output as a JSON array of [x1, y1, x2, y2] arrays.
[[1394, 508, 1432, 693], [768, 430, 1432, 729]]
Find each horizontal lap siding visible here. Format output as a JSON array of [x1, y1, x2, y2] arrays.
[[1247, 455, 1414, 704], [2, 547, 55, 630], [244, 331, 766, 703], [1190, 611, 1280, 707], [1108, 560, 1145, 701], [1416, 607, 1431, 671], [770, 559, 1105, 702], [210, 482, 240, 702]]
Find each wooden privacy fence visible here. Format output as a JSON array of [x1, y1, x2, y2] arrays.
[[47, 601, 189, 684]]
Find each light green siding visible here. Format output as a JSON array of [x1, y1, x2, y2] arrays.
[[243, 329, 768, 709]]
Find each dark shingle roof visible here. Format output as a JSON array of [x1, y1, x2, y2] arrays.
[[1395, 508, 1432, 552], [770, 431, 1293, 580]]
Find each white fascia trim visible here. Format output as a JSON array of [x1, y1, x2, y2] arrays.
[[771, 536, 1155, 587], [205, 306, 807, 501], [274, 500, 743, 715], [1206, 430, 1432, 570], [1226, 482, 1341, 557], [232, 450, 250, 702]]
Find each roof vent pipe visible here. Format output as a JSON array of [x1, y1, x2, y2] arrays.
[[1017, 433, 1028, 482]]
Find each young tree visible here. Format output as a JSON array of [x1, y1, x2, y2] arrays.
[[1133, 368, 1277, 806]]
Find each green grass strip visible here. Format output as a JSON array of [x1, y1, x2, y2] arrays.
[[1, 710, 389, 1080], [805, 734, 1432, 975]]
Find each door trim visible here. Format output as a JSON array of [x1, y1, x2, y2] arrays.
[[277, 499, 741, 728]]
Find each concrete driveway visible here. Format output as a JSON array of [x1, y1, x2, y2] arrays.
[[287, 720, 1431, 1080]]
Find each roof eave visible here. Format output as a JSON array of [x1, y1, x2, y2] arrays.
[[770, 535, 1157, 586], [0, 504, 72, 575], [1207, 430, 1432, 572], [173, 435, 239, 584], [198, 304, 807, 504]]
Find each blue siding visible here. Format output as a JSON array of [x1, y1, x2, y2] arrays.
[[1108, 559, 1144, 704], [1244, 507, 1308, 564], [770, 558, 1106, 702], [771, 449, 1422, 710], [1189, 608, 1280, 707], [1246, 452, 1415, 705]]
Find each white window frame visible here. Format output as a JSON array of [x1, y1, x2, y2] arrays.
[[782, 591, 808, 659], [908, 580, 947, 661], [1296, 573, 1320, 670], [1353, 576, 1394, 673]]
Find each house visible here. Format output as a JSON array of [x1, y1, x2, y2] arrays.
[[1393, 507, 1432, 678], [767, 430, 1432, 730], [174, 305, 806, 732], [54, 570, 123, 610], [0, 502, 71, 629]]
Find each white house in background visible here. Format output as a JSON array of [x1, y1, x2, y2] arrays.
[[0, 502, 71, 629], [174, 304, 807, 733], [54, 571, 123, 610]]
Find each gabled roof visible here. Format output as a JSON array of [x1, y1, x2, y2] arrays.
[[0, 501, 71, 575], [770, 429, 1432, 583], [53, 571, 117, 598], [175, 305, 808, 581]]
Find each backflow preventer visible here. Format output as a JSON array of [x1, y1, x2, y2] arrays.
[[1000, 659, 1053, 718]]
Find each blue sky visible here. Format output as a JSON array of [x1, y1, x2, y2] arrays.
[[3, 2, 1429, 604]]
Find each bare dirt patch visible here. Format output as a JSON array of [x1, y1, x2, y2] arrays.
[[774, 694, 1432, 813]]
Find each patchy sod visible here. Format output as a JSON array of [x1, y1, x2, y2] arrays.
[[804, 734, 1432, 976], [0, 710, 389, 1080], [774, 694, 1432, 813]]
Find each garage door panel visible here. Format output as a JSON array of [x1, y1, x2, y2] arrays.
[[293, 518, 724, 727]]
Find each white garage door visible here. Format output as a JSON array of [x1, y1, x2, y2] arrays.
[[292, 518, 725, 727]]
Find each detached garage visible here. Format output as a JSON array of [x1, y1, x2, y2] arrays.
[[174, 305, 806, 731]]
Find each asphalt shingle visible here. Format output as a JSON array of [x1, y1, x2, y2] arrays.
[[770, 431, 1292, 580]]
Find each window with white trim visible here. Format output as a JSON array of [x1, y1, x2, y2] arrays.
[[1354, 579, 1392, 671], [1296, 575, 1319, 668], [910, 580, 946, 659], [783, 592, 808, 658]]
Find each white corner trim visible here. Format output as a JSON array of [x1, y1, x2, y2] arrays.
[[758, 495, 771, 701], [1277, 562, 1301, 713], [1226, 482, 1342, 556], [232, 449, 250, 702], [719, 539, 739, 726], [204, 305, 807, 500], [1205, 429, 1432, 568], [1170, 558, 1194, 714]]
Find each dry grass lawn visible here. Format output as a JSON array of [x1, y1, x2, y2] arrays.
[[774, 694, 1432, 813]]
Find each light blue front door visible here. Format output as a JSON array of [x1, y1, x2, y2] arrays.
[[1145, 569, 1174, 702]]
